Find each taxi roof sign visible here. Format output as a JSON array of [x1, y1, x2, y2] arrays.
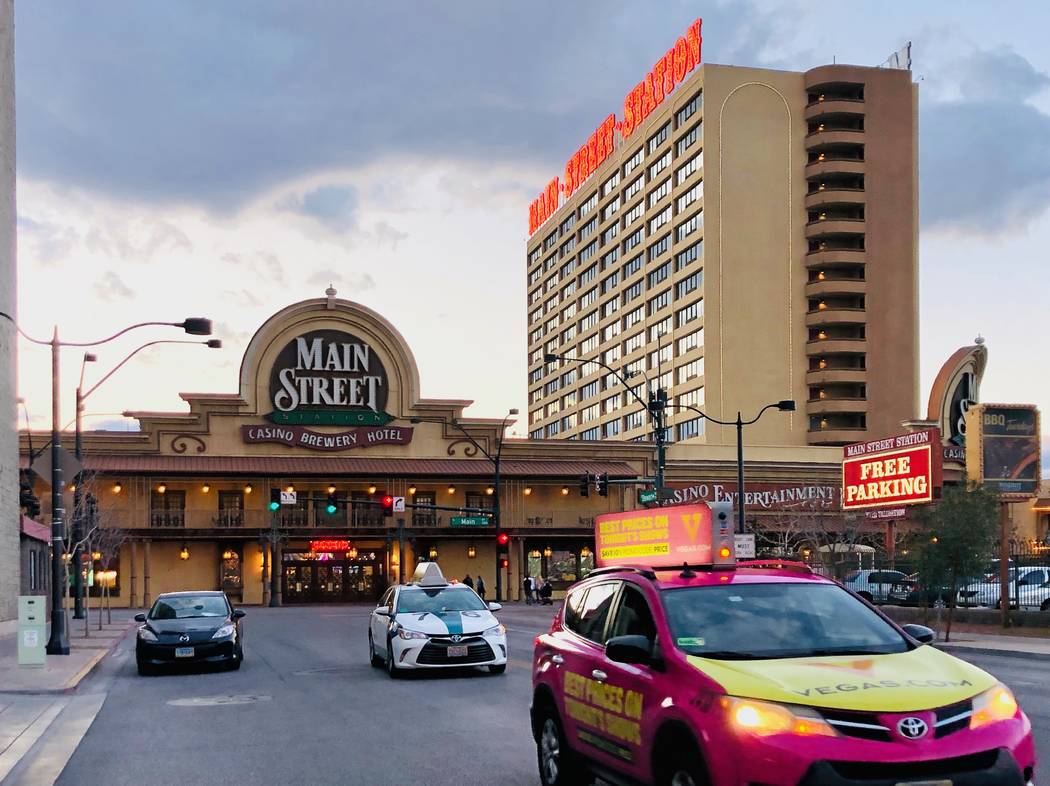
[[410, 561, 448, 587], [594, 501, 736, 571]]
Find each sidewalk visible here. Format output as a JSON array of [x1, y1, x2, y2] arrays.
[[935, 630, 1050, 660]]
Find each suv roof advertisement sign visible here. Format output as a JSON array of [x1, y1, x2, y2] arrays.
[[595, 503, 713, 568], [842, 428, 942, 510]]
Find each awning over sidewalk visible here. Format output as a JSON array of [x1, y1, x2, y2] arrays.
[[20, 515, 50, 543]]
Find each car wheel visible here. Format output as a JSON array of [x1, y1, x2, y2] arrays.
[[1041, 599, 1050, 612], [656, 743, 709, 786], [536, 702, 592, 786], [228, 657, 242, 671], [489, 664, 507, 675], [369, 633, 383, 667], [386, 637, 401, 679], [136, 660, 155, 677]]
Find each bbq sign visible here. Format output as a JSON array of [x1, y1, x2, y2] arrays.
[[266, 330, 393, 426], [842, 429, 942, 510]]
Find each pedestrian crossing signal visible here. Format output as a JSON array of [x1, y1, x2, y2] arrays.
[[326, 493, 338, 515]]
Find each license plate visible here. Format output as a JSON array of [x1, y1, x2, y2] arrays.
[[175, 647, 195, 658], [895, 780, 951, 786], [447, 645, 468, 658]]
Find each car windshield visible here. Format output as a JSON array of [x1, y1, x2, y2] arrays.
[[396, 587, 486, 614], [149, 595, 229, 620], [662, 582, 909, 660]]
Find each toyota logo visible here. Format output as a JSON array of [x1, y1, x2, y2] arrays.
[[179, 634, 190, 643], [897, 717, 929, 740], [450, 634, 462, 643]]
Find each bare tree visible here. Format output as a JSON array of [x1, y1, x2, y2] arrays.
[[91, 524, 127, 627], [749, 509, 820, 558]]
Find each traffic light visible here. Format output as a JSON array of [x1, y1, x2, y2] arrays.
[[500, 558, 510, 569], [381, 495, 394, 517], [578, 473, 590, 497], [326, 493, 338, 515], [497, 532, 510, 547], [18, 470, 40, 519], [269, 488, 281, 511], [597, 472, 609, 497]]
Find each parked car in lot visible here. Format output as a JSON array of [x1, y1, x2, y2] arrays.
[[843, 568, 908, 603], [958, 566, 1050, 609], [135, 591, 245, 675], [886, 574, 957, 607]]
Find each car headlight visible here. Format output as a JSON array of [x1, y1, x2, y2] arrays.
[[483, 624, 506, 637], [137, 627, 158, 642], [397, 628, 429, 640], [970, 684, 1018, 729], [212, 624, 236, 639], [721, 696, 837, 738]]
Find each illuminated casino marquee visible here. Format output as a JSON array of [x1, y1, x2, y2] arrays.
[[842, 429, 943, 510], [527, 18, 703, 235]]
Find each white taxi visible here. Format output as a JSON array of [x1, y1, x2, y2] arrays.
[[368, 562, 508, 678]]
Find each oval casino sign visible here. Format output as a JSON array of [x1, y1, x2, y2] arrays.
[[266, 329, 392, 426]]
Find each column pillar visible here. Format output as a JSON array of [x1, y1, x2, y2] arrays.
[[142, 539, 152, 609], [262, 542, 271, 606], [273, 540, 283, 606], [129, 539, 138, 608]]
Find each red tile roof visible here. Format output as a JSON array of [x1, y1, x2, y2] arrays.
[[50, 454, 638, 478]]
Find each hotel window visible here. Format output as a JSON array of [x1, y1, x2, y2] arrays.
[[648, 178, 671, 208], [623, 305, 644, 329], [529, 325, 543, 344], [623, 201, 645, 227], [656, 370, 672, 391], [561, 368, 578, 386], [677, 386, 705, 409], [600, 297, 619, 319], [529, 289, 542, 307], [529, 246, 542, 265], [561, 214, 576, 234], [544, 253, 558, 272], [543, 230, 559, 251], [676, 299, 703, 327], [561, 280, 577, 298], [602, 345, 621, 365], [562, 388, 577, 407], [624, 331, 645, 354], [624, 358, 645, 378], [530, 428, 543, 439], [529, 368, 543, 384], [648, 206, 672, 234], [675, 212, 702, 243], [580, 191, 598, 218], [151, 490, 186, 528], [580, 217, 597, 240], [675, 123, 701, 156], [623, 147, 645, 175], [648, 234, 670, 262], [649, 316, 672, 342], [676, 270, 703, 299], [561, 412, 578, 430], [675, 151, 703, 185], [648, 151, 672, 180], [560, 258, 575, 278], [560, 324, 576, 343], [648, 344, 672, 369], [601, 247, 619, 270], [562, 301, 577, 321], [624, 174, 645, 201], [621, 254, 643, 279], [581, 403, 600, 423], [581, 426, 600, 440], [545, 316, 559, 334], [675, 239, 703, 271], [529, 388, 543, 405], [677, 328, 704, 354], [603, 394, 620, 415], [580, 287, 598, 308], [560, 236, 576, 257], [647, 261, 671, 288], [529, 267, 542, 286], [648, 288, 671, 315], [602, 197, 621, 221], [544, 378, 561, 396], [600, 271, 620, 294], [677, 416, 705, 441], [624, 409, 645, 431], [545, 400, 560, 417], [580, 332, 599, 355], [581, 380, 600, 400], [622, 281, 643, 305], [545, 293, 560, 312], [603, 419, 621, 438], [676, 357, 704, 384], [546, 422, 561, 438], [600, 223, 619, 246], [623, 227, 645, 252], [602, 321, 621, 342], [647, 122, 670, 153], [217, 491, 244, 528], [675, 91, 702, 127], [602, 172, 621, 196], [579, 263, 598, 285], [579, 310, 599, 332], [676, 181, 703, 213], [579, 241, 597, 264]]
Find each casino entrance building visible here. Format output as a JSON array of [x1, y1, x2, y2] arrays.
[[21, 290, 845, 605]]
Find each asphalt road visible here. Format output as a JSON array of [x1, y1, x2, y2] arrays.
[[41, 606, 1050, 786]]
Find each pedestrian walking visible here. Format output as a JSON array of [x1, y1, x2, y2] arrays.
[[523, 575, 534, 604], [463, 574, 474, 590], [539, 577, 554, 605], [475, 575, 486, 600]]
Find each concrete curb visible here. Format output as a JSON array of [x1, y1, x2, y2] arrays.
[[936, 643, 1050, 662], [1, 621, 133, 696]]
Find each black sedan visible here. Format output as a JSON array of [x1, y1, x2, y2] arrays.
[[135, 591, 245, 675]]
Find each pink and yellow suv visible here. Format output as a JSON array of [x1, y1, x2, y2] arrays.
[[531, 561, 1036, 786]]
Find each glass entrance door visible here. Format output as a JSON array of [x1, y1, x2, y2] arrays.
[[283, 565, 316, 602]]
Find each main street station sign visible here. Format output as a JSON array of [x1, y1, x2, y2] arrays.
[[267, 329, 393, 426], [842, 429, 942, 510]]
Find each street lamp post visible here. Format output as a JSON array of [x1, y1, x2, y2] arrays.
[[545, 353, 668, 488], [670, 400, 795, 533], [19, 318, 214, 655]]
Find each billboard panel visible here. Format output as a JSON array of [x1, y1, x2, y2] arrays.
[[842, 428, 942, 510], [966, 405, 1041, 499]]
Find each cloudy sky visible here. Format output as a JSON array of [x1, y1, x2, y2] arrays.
[[11, 1, 1050, 470]]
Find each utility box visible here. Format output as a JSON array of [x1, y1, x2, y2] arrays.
[[18, 596, 47, 666]]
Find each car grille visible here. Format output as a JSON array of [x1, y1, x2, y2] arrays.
[[818, 709, 892, 742], [827, 749, 999, 780], [416, 640, 495, 665], [933, 699, 973, 738]]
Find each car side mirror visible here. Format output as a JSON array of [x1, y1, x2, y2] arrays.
[[134, 613, 146, 623], [375, 605, 391, 616], [901, 623, 935, 644], [232, 609, 246, 620], [487, 602, 502, 612], [606, 635, 654, 665]]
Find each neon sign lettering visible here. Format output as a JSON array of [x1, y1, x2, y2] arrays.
[[310, 540, 350, 552], [528, 18, 702, 235]]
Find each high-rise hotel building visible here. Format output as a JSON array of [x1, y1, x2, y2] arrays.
[[525, 23, 918, 450]]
